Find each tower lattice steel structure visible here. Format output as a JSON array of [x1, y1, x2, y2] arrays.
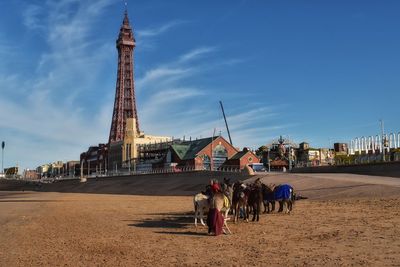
[[109, 11, 139, 143]]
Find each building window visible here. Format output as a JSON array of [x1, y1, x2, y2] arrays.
[[212, 145, 228, 170], [248, 157, 253, 162]]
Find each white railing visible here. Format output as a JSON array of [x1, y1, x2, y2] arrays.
[[349, 131, 400, 155]]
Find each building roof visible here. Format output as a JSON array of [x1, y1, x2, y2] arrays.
[[170, 144, 190, 159], [230, 150, 249, 160], [171, 137, 215, 160]]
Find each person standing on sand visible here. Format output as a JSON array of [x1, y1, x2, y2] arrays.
[[207, 180, 224, 236]]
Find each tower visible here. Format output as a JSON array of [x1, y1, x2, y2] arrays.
[[108, 11, 139, 144]]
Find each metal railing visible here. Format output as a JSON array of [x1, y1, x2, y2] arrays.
[[93, 164, 243, 177]]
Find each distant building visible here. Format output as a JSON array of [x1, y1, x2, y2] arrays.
[[334, 143, 348, 154], [23, 169, 39, 180], [136, 136, 248, 171], [297, 144, 334, 167], [223, 147, 260, 169], [36, 162, 64, 177], [108, 118, 171, 173], [36, 164, 50, 177], [63, 161, 80, 177], [80, 144, 108, 176], [262, 136, 297, 171], [4, 166, 18, 177], [299, 142, 310, 150]]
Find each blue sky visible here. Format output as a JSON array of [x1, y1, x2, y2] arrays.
[[0, 0, 399, 170]]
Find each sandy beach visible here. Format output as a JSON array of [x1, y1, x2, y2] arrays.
[[1, 173, 400, 266]]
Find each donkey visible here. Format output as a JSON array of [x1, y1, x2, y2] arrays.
[[193, 192, 209, 227], [232, 181, 249, 223], [262, 183, 276, 213], [274, 184, 295, 213], [247, 182, 263, 222], [193, 189, 232, 228]]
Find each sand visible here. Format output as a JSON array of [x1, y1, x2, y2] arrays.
[[0, 173, 400, 266]]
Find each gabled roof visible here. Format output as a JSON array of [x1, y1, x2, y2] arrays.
[[170, 137, 215, 160], [230, 149, 258, 160], [230, 150, 249, 160], [170, 144, 190, 159], [182, 137, 213, 160]]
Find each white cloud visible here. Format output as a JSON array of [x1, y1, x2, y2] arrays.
[[178, 47, 217, 63], [137, 20, 186, 38], [136, 67, 194, 91], [22, 4, 45, 30]]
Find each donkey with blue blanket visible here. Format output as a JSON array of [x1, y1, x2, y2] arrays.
[[262, 183, 294, 214]]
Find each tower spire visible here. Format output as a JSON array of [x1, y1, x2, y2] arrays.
[[123, 1, 129, 26], [109, 10, 139, 143]]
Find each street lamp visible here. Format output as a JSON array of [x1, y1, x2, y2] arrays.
[[380, 119, 385, 162], [1, 141, 4, 175]]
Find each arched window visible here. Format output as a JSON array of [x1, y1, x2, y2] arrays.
[[212, 145, 228, 170]]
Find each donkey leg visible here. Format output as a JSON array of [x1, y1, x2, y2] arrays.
[[223, 220, 232, 234], [252, 205, 256, 222], [288, 200, 293, 213], [234, 207, 238, 223], [278, 201, 284, 212], [199, 209, 206, 226]]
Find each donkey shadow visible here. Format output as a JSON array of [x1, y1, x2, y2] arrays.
[[126, 212, 208, 236], [126, 212, 199, 230]]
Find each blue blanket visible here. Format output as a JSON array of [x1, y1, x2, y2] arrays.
[[274, 184, 292, 200]]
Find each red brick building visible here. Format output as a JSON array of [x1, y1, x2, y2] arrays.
[[138, 136, 245, 171], [223, 147, 260, 169], [174, 136, 238, 170]]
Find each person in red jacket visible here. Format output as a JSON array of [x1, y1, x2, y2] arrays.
[[207, 179, 224, 236], [211, 179, 221, 193]]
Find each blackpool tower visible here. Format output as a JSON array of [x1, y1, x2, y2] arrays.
[[108, 11, 139, 144]]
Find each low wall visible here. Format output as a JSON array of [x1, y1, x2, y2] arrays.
[[292, 161, 400, 178], [0, 171, 250, 196]]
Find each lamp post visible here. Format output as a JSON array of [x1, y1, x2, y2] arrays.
[[380, 119, 385, 162], [267, 147, 271, 172], [88, 160, 90, 177], [1, 141, 4, 175], [80, 159, 86, 182]]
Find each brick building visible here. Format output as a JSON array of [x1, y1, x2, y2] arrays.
[[137, 136, 245, 171], [223, 147, 260, 169]]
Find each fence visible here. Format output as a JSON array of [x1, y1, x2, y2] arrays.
[[90, 164, 242, 178], [349, 132, 400, 155]]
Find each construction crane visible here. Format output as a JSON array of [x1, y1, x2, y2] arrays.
[[219, 100, 233, 145]]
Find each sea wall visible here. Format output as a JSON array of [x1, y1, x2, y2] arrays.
[[0, 171, 250, 196], [292, 161, 400, 178]]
